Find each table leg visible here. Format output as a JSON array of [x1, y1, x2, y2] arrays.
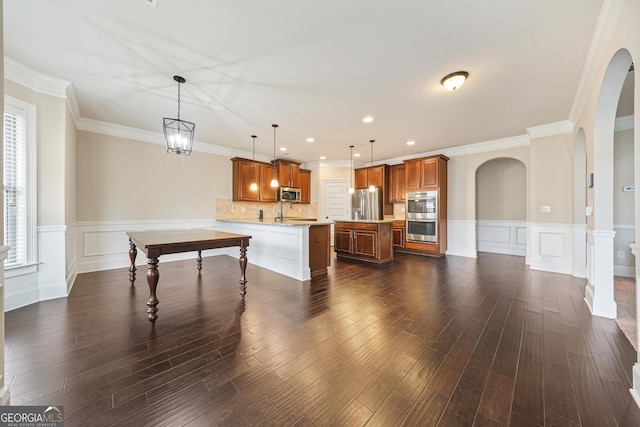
[[197, 250, 202, 271], [146, 258, 159, 322], [128, 239, 137, 284], [239, 243, 248, 297]]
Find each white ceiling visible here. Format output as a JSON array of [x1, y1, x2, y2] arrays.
[[4, 0, 607, 164]]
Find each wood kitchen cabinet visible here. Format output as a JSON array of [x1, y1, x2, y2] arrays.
[[355, 165, 387, 189], [389, 164, 405, 203], [392, 220, 405, 249], [274, 159, 301, 188], [231, 157, 277, 202], [334, 221, 393, 264], [354, 164, 393, 215], [309, 224, 331, 277], [402, 154, 449, 257], [404, 155, 448, 192], [299, 169, 311, 204]]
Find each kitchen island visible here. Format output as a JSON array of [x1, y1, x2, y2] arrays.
[[217, 219, 331, 281], [334, 220, 394, 264]]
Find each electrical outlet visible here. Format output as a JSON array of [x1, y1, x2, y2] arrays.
[[540, 205, 551, 213], [617, 250, 626, 259]]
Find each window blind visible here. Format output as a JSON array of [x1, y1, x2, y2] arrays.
[[3, 109, 26, 266]]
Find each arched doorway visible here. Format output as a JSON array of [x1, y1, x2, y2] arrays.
[[475, 158, 527, 256], [586, 48, 634, 320]]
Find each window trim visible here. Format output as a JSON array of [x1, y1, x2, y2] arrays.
[[4, 95, 37, 273]]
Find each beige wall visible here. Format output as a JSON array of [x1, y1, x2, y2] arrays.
[[614, 128, 634, 224], [65, 104, 77, 225], [476, 158, 526, 221], [5, 80, 67, 226], [76, 131, 232, 221], [447, 146, 530, 221], [529, 133, 574, 224]]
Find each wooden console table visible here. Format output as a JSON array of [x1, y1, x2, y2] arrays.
[[127, 229, 251, 322]]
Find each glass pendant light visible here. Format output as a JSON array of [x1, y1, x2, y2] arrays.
[[348, 145, 355, 194], [249, 135, 258, 191], [270, 124, 279, 188], [368, 140, 376, 192]]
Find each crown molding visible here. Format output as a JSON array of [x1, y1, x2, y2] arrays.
[[4, 56, 70, 98], [526, 120, 574, 140], [615, 114, 634, 131], [568, 0, 626, 123], [76, 117, 273, 161]]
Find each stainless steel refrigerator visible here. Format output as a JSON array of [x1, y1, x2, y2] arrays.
[[352, 187, 383, 220]]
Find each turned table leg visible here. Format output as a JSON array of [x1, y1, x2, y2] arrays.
[[146, 258, 160, 322], [239, 243, 248, 297], [197, 250, 203, 271], [128, 239, 137, 284]]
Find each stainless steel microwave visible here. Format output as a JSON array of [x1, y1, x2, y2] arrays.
[[279, 187, 301, 203]]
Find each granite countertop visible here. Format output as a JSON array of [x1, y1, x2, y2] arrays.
[[217, 218, 333, 227]]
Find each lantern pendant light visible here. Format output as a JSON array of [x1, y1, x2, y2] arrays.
[[348, 145, 355, 194], [249, 135, 258, 192], [368, 140, 376, 192], [163, 75, 195, 155], [270, 124, 279, 188]]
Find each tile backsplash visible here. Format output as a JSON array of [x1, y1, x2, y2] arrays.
[[216, 199, 318, 220]]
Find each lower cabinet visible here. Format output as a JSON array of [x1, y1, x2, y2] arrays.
[[309, 224, 331, 277], [334, 221, 393, 264], [392, 220, 405, 249]]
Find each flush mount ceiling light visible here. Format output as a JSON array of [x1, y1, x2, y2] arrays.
[[249, 135, 258, 192], [163, 75, 195, 155], [270, 124, 279, 188], [362, 116, 374, 123], [306, 138, 315, 143], [441, 71, 469, 91]]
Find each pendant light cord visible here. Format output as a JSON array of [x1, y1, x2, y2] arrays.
[[176, 80, 181, 120]]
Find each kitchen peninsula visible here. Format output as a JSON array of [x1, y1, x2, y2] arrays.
[[217, 218, 331, 281]]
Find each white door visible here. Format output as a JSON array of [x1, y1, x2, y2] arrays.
[[323, 180, 350, 245]]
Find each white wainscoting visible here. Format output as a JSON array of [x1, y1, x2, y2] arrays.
[[528, 223, 574, 275], [613, 223, 636, 278], [446, 220, 478, 258], [476, 220, 527, 257], [75, 219, 219, 273], [5, 225, 70, 312], [218, 220, 312, 281]]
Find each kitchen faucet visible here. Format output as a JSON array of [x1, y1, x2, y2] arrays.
[[276, 199, 292, 222]]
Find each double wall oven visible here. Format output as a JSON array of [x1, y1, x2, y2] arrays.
[[406, 191, 437, 243]]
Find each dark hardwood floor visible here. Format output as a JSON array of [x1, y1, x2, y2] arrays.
[[5, 251, 640, 426]]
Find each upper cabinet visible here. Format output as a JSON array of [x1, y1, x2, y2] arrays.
[[354, 165, 387, 189], [300, 169, 311, 204], [231, 157, 277, 202], [404, 155, 449, 192], [354, 164, 392, 215], [274, 160, 301, 188], [389, 164, 405, 203]]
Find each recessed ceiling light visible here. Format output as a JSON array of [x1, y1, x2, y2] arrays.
[[306, 138, 314, 143], [320, 156, 326, 160], [406, 140, 415, 146], [362, 116, 374, 123], [354, 153, 361, 157], [280, 147, 287, 151]]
